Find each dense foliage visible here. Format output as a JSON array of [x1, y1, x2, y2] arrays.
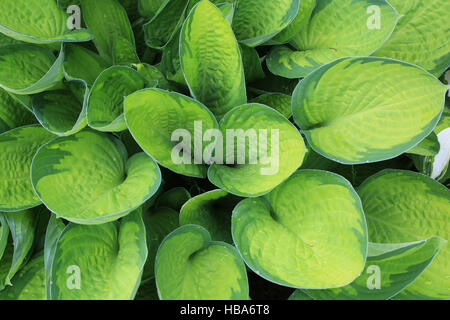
[[0, 0, 449, 300]]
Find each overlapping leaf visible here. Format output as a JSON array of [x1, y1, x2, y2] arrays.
[[180, 0, 247, 118], [31, 130, 161, 224], [232, 0, 300, 47], [87, 66, 146, 132], [0, 126, 55, 211], [358, 170, 450, 299], [124, 88, 218, 178], [0, 0, 92, 44], [267, 0, 398, 78], [155, 225, 249, 299], [296, 238, 445, 300], [48, 209, 147, 300], [0, 44, 64, 95], [292, 57, 447, 164], [374, 0, 450, 77], [180, 189, 241, 243], [232, 170, 368, 289], [208, 103, 305, 197]]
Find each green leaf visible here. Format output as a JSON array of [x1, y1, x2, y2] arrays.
[[0, 0, 92, 44], [407, 132, 440, 157], [180, 189, 241, 243], [0, 252, 45, 300], [159, 29, 187, 86], [112, 36, 140, 65], [48, 208, 147, 300], [31, 130, 161, 224], [57, 0, 80, 9], [271, 0, 315, 44], [217, 2, 234, 24], [0, 125, 55, 212], [124, 88, 218, 178], [63, 44, 110, 86], [0, 210, 37, 289], [250, 93, 292, 119], [180, 0, 247, 118], [133, 63, 172, 89], [267, 0, 398, 78], [44, 214, 65, 299], [232, 170, 368, 289], [208, 103, 305, 197], [0, 215, 8, 261], [32, 80, 88, 136], [232, 0, 300, 47], [141, 206, 179, 281], [431, 127, 450, 180], [373, 0, 450, 77], [0, 44, 64, 95], [155, 224, 249, 299], [155, 187, 191, 211], [240, 44, 265, 83], [139, 0, 168, 18], [289, 290, 313, 300], [299, 237, 445, 300], [87, 66, 146, 132], [80, 0, 136, 63], [143, 0, 189, 49], [0, 87, 36, 134], [0, 32, 23, 47], [292, 57, 447, 164], [358, 170, 450, 299]]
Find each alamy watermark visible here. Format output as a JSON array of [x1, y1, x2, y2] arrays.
[[367, 5, 381, 30], [171, 121, 280, 176], [66, 265, 81, 290], [67, 5, 81, 30], [366, 265, 381, 290]]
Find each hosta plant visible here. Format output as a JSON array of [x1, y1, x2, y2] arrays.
[[0, 0, 449, 301]]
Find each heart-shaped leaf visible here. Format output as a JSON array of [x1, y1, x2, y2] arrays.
[[358, 170, 450, 299], [232, 170, 368, 289], [180, 189, 241, 243], [232, 0, 300, 47], [297, 237, 445, 300], [0, 0, 92, 44], [208, 103, 305, 197], [155, 224, 249, 299], [292, 57, 448, 164], [87, 66, 146, 132], [124, 88, 219, 178], [48, 209, 147, 300], [0, 125, 55, 212], [31, 130, 161, 224], [374, 0, 450, 77], [267, 0, 398, 78], [180, 0, 247, 118]]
